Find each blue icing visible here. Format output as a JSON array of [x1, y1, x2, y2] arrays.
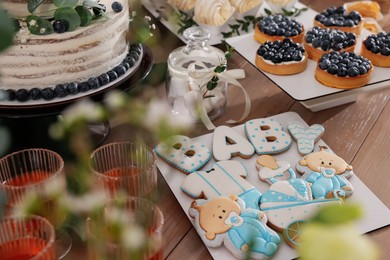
[[190, 145, 195, 148], [239, 188, 262, 210], [261, 190, 303, 204]]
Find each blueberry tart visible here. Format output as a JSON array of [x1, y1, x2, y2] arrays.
[[314, 6, 363, 35], [254, 15, 304, 44], [256, 39, 308, 75], [304, 27, 357, 61], [315, 52, 373, 89], [360, 32, 390, 67]]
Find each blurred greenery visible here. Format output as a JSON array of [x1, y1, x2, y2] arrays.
[[0, 9, 14, 52]]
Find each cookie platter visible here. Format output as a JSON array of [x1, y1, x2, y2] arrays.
[[0, 44, 144, 110], [156, 111, 390, 260], [225, 2, 390, 104]]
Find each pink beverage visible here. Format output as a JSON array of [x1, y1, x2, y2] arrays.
[[0, 238, 49, 260]]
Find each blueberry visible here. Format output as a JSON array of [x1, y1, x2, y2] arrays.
[[347, 67, 359, 77], [336, 67, 347, 77], [41, 88, 56, 100], [312, 38, 321, 48], [276, 28, 285, 36], [292, 51, 302, 61], [66, 82, 79, 95], [29, 88, 41, 100], [271, 53, 283, 64], [321, 40, 330, 51], [93, 4, 106, 16], [114, 65, 126, 76], [87, 77, 100, 89], [111, 2, 123, 12], [333, 43, 343, 51], [16, 89, 29, 102], [319, 59, 331, 70], [344, 20, 354, 27], [335, 6, 345, 14], [121, 61, 130, 70], [53, 20, 69, 33], [107, 70, 118, 81], [98, 74, 110, 86], [6, 90, 16, 101], [357, 66, 367, 75], [128, 50, 140, 61], [54, 84, 68, 98], [124, 57, 135, 67], [381, 47, 390, 56], [306, 35, 313, 43], [78, 82, 90, 93], [371, 45, 381, 54], [327, 64, 338, 75]]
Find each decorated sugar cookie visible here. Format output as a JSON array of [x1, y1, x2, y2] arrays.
[[189, 195, 280, 259], [154, 135, 211, 174], [296, 146, 354, 199], [245, 118, 292, 155], [181, 160, 262, 210], [287, 121, 325, 155], [255, 155, 297, 184], [212, 125, 255, 161]]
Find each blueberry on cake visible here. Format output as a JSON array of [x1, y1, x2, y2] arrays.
[[254, 15, 304, 44], [314, 6, 363, 35], [0, 0, 142, 103], [315, 52, 373, 89], [304, 27, 357, 61], [360, 32, 390, 67], [256, 38, 308, 75]]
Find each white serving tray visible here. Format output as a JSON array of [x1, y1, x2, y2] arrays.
[[225, 2, 390, 102], [157, 111, 390, 260]]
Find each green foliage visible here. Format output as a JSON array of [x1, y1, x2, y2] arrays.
[[176, 11, 197, 35], [75, 6, 93, 27], [54, 7, 81, 31], [26, 15, 54, 35], [311, 203, 363, 225], [28, 0, 44, 13], [53, 0, 79, 7], [0, 9, 14, 52]]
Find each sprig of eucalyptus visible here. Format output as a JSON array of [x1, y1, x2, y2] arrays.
[[264, 6, 308, 17], [24, 0, 106, 35], [204, 42, 234, 98], [0, 9, 14, 52], [177, 11, 197, 35]]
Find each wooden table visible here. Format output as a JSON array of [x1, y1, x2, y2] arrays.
[[65, 0, 390, 259]]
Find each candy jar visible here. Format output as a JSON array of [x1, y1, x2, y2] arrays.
[[166, 27, 227, 121]]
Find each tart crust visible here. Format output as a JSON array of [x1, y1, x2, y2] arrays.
[[304, 42, 356, 61], [313, 19, 363, 36], [255, 51, 308, 75], [360, 44, 390, 67], [254, 25, 304, 44], [315, 64, 373, 89]]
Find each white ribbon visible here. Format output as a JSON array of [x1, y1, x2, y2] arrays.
[[188, 62, 251, 130]]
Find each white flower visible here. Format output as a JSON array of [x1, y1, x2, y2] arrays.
[[61, 191, 106, 214], [62, 99, 104, 125], [121, 224, 146, 251], [144, 99, 193, 131], [105, 90, 126, 110], [42, 176, 66, 197]]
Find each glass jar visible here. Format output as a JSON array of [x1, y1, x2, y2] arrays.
[[166, 27, 227, 121]]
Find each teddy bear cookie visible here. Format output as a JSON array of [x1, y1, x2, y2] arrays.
[[287, 121, 325, 155], [254, 14, 304, 44], [314, 6, 363, 35], [212, 125, 255, 161], [304, 26, 357, 61], [181, 160, 262, 210], [255, 39, 308, 75], [245, 118, 292, 155], [360, 32, 390, 67], [154, 135, 211, 174], [316, 51, 373, 89], [255, 155, 297, 184], [296, 146, 354, 199], [189, 195, 281, 259]]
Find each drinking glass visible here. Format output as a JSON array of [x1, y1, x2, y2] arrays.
[[87, 196, 164, 260], [0, 148, 71, 259], [0, 215, 56, 260], [90, 142, 157, 199]]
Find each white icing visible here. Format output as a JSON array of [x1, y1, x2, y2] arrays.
[[168, 0, 197, 11], [269, 181, 307, 201], [154, 135, 211, 173], [194, 0, 236, 26], [229, 0, 262, 14], [212, 125, 255, 161], [287, 121, 325, 155], [224, 211, 244, 226], [181, 161, 253, 199], [245, 118, 292, 155], [0, 0, 129, 89], [258, 160, 291, 179]]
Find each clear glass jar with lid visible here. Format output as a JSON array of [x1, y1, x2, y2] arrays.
[[166, 27, 227, 121]]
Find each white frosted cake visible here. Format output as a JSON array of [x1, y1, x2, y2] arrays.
[[0, 0, 141, 102]]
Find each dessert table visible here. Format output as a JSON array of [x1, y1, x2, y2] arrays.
[[62, 0, 390, 259]]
